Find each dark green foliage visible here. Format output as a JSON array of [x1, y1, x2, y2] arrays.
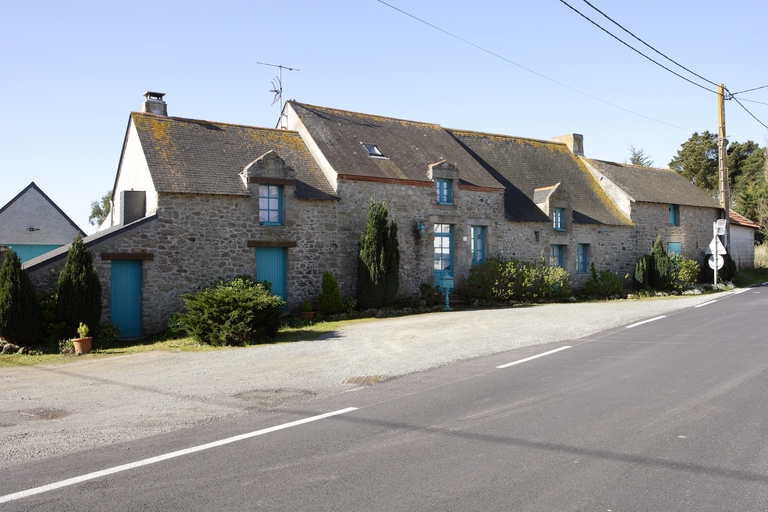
[[627, 145, 654, 167], [89, 190, 112, 227], [179, 276, 285, 346], [357, 199, 400, 309], [702, 253, 737, 284], [669, 131, 719, 193], [633, 255, 649, 289], [318, 271, 343, 315], [581, 263, 627, 298], [465, 257, 572, 302], [669, 255, 700, 290], [0, 249, 42, 346], [419, 283, 443, 306], [649, 236, 670, 290], [55, 234, 102, 338]]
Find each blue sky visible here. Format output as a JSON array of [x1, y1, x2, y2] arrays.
[[2, 0, 766, 234]]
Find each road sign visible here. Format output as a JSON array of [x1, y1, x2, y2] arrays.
[[708, 254, 724, 270], [706, 236, 726, 255]]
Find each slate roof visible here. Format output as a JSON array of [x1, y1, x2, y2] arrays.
[[584, 159, 720, 209], [129, 112, 337, 200], [0, 182, 84, 235], [288, 102, 504, 190], [448, 130, 632, 225]]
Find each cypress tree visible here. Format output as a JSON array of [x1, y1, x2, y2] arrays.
[[357, 199, 400, 308], [55, 234, 102, 338], [0, 249, 42, 346], [318, 271, 343, 315], [648, 235, 670, 291]]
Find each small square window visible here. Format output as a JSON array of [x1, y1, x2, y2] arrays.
[[259, 185, 282, 225], [361, 142, 385, 158], [436, 179, 452, 204], [668, 242, 682, 256], [553, 208, 565, 231]]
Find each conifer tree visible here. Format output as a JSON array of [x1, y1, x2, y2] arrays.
[[0, 249, 42, 346], [357, 199, 400, 308], [55, 234, 102, 337]]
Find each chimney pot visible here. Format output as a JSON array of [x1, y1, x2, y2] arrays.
[[552, 134, 584, 157], [141, 91, 168, 116]]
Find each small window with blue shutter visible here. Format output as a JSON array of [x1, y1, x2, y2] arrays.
[[577, 244, 588, 273], [669, 204, 680, 226], [668, 242, 682, 256]]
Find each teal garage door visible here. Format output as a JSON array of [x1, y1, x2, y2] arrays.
[[255, 247, 286, 301]]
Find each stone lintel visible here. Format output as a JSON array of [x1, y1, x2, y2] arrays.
[[247, 240, 298, 248], [100, 252, 154, 261]]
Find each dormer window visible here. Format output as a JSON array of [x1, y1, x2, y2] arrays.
[[553, 208, 565, 231], [361, 142, 386, 158], [436, 179, 452, 204]]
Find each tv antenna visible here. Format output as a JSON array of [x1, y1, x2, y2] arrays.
[[257, 62, 300, 111]]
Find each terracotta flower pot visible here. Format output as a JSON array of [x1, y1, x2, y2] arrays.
[[72, 337, 92, 355], [300, 311, 315, 321]]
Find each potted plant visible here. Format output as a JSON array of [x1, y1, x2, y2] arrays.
[[300, 300, 315, 321], [72, 322, 92, 355]]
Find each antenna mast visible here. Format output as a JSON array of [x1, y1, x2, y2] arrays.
[[257, 62, 300, 112]]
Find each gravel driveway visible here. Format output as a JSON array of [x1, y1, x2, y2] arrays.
[[0, 294, 723, 468]]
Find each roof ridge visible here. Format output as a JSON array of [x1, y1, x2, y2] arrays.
[[289, 101, 443, 130], [130, 111, 300, 135], [447, 128, 566, 148]]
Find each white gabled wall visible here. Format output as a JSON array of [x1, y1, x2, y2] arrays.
[[110, 120, 158, 228], [0, 186, 81, 245]]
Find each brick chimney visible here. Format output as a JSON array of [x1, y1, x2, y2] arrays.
[[141, 91, 167, 116], [552, 134, 584, 157]]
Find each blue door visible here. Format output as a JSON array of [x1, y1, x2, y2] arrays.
[[111, 260, 143, 338], [256, 247, 286, 301], [433, 224, 453, 291]]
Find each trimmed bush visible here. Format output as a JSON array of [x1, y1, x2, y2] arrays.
[[670, 254, 700, 290], [581, 263, 627, 298], [0, 249, 42, 346], [318, 271, 343, 315], [634, 235, 702, 291], [465, 257, 572, 302], [55, 234, 102, 338], [179, 276, 285, 346]]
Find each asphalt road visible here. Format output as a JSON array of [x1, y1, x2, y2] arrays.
[[3, 287, 768, 510]]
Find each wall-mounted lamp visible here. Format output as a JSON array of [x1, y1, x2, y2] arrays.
[[416, 221, 427, 237], [27, 227, 40, 232]]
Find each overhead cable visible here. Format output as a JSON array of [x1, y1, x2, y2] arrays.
[[376, 0, 692, 131]]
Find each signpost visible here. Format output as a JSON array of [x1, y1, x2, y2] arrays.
[[709, 219, 727, 286]]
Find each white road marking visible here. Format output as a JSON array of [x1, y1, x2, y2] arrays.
[[496, 346, 571, 369], [733, 288, 749, 295], [0, 407, 358, 504], [625, 316, 666, 328], [694, 300, 718, 308]]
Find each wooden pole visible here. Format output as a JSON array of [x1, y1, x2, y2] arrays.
[[718, 84, 730, 249]]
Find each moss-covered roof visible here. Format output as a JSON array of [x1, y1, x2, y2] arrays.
[[131, 113, 337, 200], [288, 103, 505, 190], [449, 130, 632, 225], [585, 159, 720, 209]]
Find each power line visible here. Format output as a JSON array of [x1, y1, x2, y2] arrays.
[[739, 98, 768, 106], [558, 0, 717, 95], [731, 84, 768, 96], [580, 0, 720, 89], [375, 0, 693, 131], [729, 92, 768, 131]]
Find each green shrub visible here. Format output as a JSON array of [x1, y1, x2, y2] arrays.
[[465, 257, 572, 302], [419, 283, 443, 306], [55, 234, 102, 338], [581, 263, 627, 298], [701, 252, 737, 284], [0, 249, 42, 346], [318, 271, 343, 315], [634, 235, 700, 292], [649, 236, 671, 291], [669, 255, 700, 290], [341, 297, 358, 314], [179, 276, 285, 346], [633, 255, 649, 290], [357, 199, 400, 309]]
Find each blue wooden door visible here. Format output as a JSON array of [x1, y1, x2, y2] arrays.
[[255, 247, 286, 301], [111, 260, 143, 338], [433, 224, 454, 291]]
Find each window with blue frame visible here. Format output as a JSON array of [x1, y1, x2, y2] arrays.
[[577, 244, 589, 273], [669, 204, 680, 226], [259, 185, 282, 225], [471, 226, 485, 264], [553, 208, 565, 231], [668, 242, 682, 256], [550, 244, 564, 267], [436, 179, 452, 204]]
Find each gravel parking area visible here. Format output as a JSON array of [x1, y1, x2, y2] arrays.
[[0, 294, 723, 468]]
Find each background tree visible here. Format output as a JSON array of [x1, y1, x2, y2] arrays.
[[669, 131, 719, 193], [89, 190, 112, 227], [55, 234, 102, 338], [627, 145, 654, 167], [0, 249, 42, 346], [356, 199, 400, 309]]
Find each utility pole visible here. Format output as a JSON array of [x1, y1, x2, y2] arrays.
[[717, 84, 730, 250]]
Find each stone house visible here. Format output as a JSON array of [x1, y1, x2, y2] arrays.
[[0, 182, 84, 263], [24, 94, 724, 337], [728, 210, 759, 269]]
